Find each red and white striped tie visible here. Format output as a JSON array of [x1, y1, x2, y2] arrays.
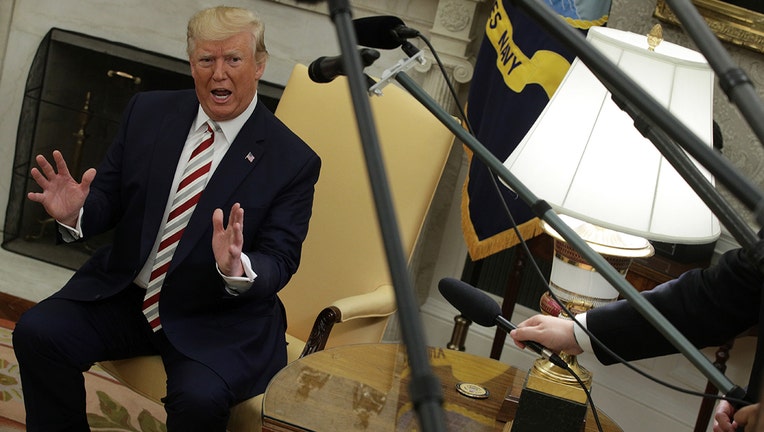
[[143, 122, 215, 331]]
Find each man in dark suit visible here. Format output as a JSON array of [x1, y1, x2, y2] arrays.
[[12, 6, 320, 431], [509, 245, 764, 431]]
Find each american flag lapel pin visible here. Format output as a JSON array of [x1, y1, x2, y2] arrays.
[[245, 152, 255, 163]]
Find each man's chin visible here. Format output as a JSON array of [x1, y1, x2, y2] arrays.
[[203, 105, 238, 122]]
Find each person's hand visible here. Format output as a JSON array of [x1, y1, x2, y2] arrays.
[[734, 403, 760, 431], [714, 400, 760, 431], [212, 203, 245, 277], [715, 400, 737, 432], [27, 150, 95, 227], [509, 314, 582, 355], [732, 403, 759, 432]]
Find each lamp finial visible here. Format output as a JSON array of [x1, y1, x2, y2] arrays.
[[647, 24, 663, 51]]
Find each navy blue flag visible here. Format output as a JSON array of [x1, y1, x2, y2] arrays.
[[462, 0, 611, 260]]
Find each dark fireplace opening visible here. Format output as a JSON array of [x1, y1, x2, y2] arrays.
[[3, 28, 283, 270]]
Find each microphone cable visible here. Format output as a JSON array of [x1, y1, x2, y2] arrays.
[[564, 360, 604, 432], [481, 178, 606, 431], [404, 32, 476, 136]]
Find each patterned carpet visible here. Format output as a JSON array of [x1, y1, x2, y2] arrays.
[[0, 319, 167, 431]]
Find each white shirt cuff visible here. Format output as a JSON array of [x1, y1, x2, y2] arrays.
[[572, 312, 594, 353], [219, 253, 257, 295], [57, 208, 84, 242]]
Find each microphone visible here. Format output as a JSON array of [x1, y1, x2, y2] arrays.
[[353, 15, 421, 49], [438, 277, 568, 369], [307, 48, 381, 84]]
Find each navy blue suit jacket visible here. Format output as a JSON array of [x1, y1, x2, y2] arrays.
[[587, 246, 764, 401], [51, 89, 321, 398]]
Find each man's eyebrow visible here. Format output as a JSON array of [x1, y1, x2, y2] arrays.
[[223, 48, 246, 56]]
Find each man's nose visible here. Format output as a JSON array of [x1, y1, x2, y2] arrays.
[[212, 60, 227, 80]]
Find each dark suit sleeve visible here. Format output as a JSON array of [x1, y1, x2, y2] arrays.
[[241, 150, 321, 300], [587, 247, 763, 364], [217, 105, 321, 302], [80, 94, 140, 236]]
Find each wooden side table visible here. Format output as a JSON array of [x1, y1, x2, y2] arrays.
[[625, 253, 708, 292], [262, 343, 623, 432]]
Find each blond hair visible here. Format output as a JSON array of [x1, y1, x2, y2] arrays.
[[187, 6, 268, 63]]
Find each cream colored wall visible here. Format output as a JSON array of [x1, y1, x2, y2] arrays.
[[0, 0, 14, 81]]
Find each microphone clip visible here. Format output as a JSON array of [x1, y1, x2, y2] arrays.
[[400, 41, 421, 58], [368, 49, 426, 96]]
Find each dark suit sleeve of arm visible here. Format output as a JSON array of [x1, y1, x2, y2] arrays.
[[80, 94, 141, 236], [587, 247, 763, 365], [241, 151, 321, 299]]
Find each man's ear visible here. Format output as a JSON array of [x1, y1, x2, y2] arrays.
[[254, 61, 266, 80]]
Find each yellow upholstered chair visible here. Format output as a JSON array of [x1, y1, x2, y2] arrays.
[[99, 63, 455, 431]]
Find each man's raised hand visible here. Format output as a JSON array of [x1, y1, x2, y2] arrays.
[[27, 150, 96, 227]]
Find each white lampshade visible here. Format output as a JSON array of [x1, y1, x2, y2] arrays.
[[503, 26, 720, 244]]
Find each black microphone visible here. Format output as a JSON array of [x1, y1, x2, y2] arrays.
[[307, 48, 381, 84], [353, 15, 421, 49], [438, 277, 568, 369]]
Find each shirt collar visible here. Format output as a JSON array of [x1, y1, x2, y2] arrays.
[[194, 93, 259, 143]]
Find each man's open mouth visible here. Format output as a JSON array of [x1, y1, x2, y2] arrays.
[[212, 89, 232, 100]]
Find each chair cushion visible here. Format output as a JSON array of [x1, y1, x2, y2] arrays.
[[99, 356, 166, 402]]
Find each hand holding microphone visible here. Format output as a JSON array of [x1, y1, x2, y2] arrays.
[[510, 314, 583, 356], [438, 278, 570, 369]]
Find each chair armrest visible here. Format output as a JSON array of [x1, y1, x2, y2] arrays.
[[300, 284, 396, 357], [332, 284, 397, 322]]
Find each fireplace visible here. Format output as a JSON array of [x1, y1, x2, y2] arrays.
[[2, 28, 282, 270]]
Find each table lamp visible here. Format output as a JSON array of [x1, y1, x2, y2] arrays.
[[534, 215, 654, 389], [502, 24, 719, 431]]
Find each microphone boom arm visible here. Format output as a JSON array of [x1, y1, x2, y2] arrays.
[[323, 2, 447, 431]]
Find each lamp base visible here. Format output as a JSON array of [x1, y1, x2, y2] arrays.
[[532, 353, 592, 389], [509, 370, 588, 432]]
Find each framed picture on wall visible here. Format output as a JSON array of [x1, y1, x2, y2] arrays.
[[654, 0, 764, 54]]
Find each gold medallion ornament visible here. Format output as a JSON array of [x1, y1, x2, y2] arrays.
[[455, 382, 490, 399]]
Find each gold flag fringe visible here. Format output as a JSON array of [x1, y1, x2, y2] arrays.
[[460, 145, 545, 261]]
